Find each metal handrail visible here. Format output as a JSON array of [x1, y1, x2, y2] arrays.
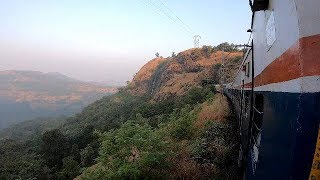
[[253, 106, 264, 114], [251, 131, 260, 148], [252, 137, 260, 148], [253, 121, 262, 132]]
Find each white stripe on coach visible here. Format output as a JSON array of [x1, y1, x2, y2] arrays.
[[254, 75, 320, 93]]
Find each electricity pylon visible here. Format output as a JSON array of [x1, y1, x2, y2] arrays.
[[193, 35, 201, 48]]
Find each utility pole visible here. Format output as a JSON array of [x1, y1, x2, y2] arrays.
[[220, 49, 225, 96], [221, 52, 225, 84], [193, 35, 201, 48]]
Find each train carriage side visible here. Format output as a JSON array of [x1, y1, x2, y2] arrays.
[[225, 0, 320, 179]]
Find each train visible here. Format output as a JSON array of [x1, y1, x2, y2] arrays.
[[223, 0, 320, 179]]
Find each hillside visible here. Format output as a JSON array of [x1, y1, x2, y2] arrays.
[[128, 47, 242, 100], [0, 43, 244, 180], [0, 70, 117, 129]]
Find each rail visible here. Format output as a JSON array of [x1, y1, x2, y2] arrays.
[[253, 106, 264, 115], [251, 105, 264, 147]]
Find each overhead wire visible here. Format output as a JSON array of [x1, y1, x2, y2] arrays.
[[155, 0, 208, 45], [147, 0, 179, 24], [156, 0, 194, 34], [138, 0, 171, 24], [141, 0, 194, 36], [148, 0, 192, 36]]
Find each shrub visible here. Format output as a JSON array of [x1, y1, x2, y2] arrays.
[[181, 87, 213, 106], [202, 45, 214, 57], [176, 54, 187, 64], [196, 94, 229, 129], [168, 105, 196, 140], [190, 49, 203, 61], [80, 121, 171, 179]]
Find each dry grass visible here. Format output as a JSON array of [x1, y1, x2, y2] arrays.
[[153, 73, 200, 99], [128, 57, 167, 95], [127, 47, 243, 100], [168, 141, 217, 179], [195, 94, 229, 129], [133, 57, 167, 82]]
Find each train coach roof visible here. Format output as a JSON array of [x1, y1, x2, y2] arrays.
[[249, 0, 269, 28], [252, 0, 269, 11]]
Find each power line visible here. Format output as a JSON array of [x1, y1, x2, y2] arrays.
[[147, 0, 178, 24], [156, 0, 194, 34], [154, 0, 193, 35], [140, 0, 200, 47], [138, 0, 171, 24], [142, 0, 193, 36], [149, 0, 192, 35]]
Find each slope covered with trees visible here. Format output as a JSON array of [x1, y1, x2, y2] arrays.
[[0, 43, 243, 180]]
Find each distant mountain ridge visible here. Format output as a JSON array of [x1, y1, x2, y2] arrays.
[[0, 70, 117, 129]]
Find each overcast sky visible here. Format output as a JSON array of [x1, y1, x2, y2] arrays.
[[0, 0, 251, 85]]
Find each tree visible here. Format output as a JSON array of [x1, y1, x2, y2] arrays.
[[73, 125, 96, 149], [0, 139, 50, 180], [81, 145, 95, 167], [41, 129, 70, 169], [202, 45, 213, 57], [215, 42, 238, 52], [155, 52, 160, 58], [71, 144, 81, 163], [172, 52, 176, 57], [61, 156, 81, 179]]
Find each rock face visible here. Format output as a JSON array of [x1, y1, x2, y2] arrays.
[[128, 48, 243, 100], [128, 57, 167, 96], [0, 70, 117, 129]]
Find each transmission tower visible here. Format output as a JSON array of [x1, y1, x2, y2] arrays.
[[193, 35, 201, 48]]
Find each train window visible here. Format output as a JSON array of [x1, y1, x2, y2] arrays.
[[266, 11, 276, 50]]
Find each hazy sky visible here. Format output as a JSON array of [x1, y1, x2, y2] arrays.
[[0, 0, 251, 85]]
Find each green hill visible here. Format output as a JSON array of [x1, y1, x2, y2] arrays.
[[0, 43, 242, 180]]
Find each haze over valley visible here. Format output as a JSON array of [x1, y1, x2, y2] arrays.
[[0, 70, 117, 129]]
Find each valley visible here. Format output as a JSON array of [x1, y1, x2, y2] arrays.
[[0, 70, 117, 129], [0, 44, 244, 179]]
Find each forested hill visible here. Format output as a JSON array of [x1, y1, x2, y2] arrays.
[[0, 43, 244, 180], [128, 45, 243, 100], [0, 70, 117, 129]]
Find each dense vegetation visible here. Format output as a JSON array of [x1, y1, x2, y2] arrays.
[[0, 43, 242, 179], [0, 117, 65, 141], [0, 86, 239, 179]]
